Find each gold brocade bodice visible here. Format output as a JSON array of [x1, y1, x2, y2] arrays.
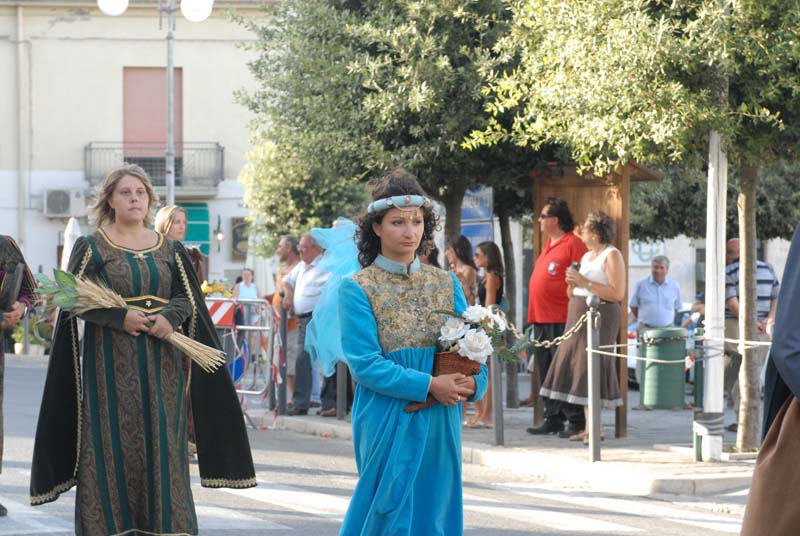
[[352, 263, 454, 355]]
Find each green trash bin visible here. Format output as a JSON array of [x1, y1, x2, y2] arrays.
[[641, 327, 688, 409]]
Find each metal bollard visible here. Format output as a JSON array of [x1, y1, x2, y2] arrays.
[[586, 295, 601, 462], [278, 297, 288, 416], [491, 353, 504, 446], [692, 328, 705, 462]]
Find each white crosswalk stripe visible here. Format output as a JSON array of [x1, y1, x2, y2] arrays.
[[218, 478, 350, 521], [464, 492, 644, 533], [0, 496, 72, 535], [0, 475, 742, 534], [491, 483, 742, 534], [194, 504, 290, 530]]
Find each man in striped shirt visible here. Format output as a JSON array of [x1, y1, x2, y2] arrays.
[[723, 238, 779, 432]]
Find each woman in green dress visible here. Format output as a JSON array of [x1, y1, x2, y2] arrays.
[[30, 164, 256, 536]]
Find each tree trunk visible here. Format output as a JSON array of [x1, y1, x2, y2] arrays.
[[736, 163, 760, 452], [440, 183, 467, 244], [497, 204, 519, 409]]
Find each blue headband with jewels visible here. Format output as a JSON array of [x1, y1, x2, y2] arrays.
[[367, 194, 431, 214]]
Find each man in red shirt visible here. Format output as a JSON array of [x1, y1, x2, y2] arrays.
[[526, 197, 588, 436]]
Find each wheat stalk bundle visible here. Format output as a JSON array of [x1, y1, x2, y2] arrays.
[[36, 270, 225, 373]]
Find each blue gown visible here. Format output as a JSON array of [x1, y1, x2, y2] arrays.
[[337, 255, 488, 536]]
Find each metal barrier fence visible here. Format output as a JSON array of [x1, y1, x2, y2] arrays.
[[205, 297, 272, 429]]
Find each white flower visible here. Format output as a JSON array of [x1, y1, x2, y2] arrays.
[[491, 313, 506, 332], [457, 328, 493, 364], [462, 305, 492, 324], [439, 317, 467, 344]]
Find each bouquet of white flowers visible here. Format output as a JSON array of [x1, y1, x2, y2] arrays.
[[405, 305, 506, 413]]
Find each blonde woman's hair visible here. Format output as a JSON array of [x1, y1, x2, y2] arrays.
[[91, 164, 159, 227], [155, 204, 187, 235]]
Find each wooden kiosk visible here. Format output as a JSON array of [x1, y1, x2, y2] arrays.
[[531, 162, 662, 438]]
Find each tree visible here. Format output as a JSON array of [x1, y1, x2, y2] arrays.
[[238, 138, 367, 254], [236, 0, 520, 243], [470, 0, 800, 449], [631, 159, 800, 241]]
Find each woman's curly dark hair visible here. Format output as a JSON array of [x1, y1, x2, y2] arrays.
[[356, 168, 438, 267], [584, 211, 616, 244]]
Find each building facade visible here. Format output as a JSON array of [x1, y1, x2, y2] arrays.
[[0, 0, 264, 281]]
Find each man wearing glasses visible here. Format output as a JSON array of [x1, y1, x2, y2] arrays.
[[526, 197, 588, 437]]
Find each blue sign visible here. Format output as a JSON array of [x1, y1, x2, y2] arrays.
[[461, 186, 494, 222], [461, 221, 494, 251]]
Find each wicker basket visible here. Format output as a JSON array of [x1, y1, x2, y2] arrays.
[[405, 350, 482, 413]]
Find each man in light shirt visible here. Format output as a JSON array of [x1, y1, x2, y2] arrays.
[[282, 233, 330, 415], [630, 255, 683, 330], [629, 255, 683, 404]]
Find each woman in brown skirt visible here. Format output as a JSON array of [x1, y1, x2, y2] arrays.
[[740, 222, 800, 535], [539, 211, 626, 442]]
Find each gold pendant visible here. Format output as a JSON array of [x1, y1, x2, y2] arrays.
[[133, 252, 146, 262]]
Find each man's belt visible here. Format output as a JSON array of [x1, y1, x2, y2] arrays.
[[297, 311, 312, 319], [124, 295, 168, 313]]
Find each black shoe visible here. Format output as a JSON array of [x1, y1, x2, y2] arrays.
[[0, 502, 7, 516], [286, 407, 308, 416], [526, 420, 564, 435], [726, 423, 738, 432]]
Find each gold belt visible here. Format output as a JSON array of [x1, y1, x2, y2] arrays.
[[124, 295, 168, 313]]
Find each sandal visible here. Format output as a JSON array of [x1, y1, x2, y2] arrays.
[[568, 431, 587, 442], [582, 432, 605, 445], [465, 420, 485, 429]]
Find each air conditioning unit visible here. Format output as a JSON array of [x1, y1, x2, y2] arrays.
[[43, 189, 88, 218]]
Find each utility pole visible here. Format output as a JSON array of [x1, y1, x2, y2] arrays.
[[165, 0, 176, 205]]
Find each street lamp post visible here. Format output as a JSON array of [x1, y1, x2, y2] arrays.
[[97, 0, 214, 206]]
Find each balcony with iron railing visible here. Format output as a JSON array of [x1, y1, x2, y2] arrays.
[[84, 142, 225, 197]]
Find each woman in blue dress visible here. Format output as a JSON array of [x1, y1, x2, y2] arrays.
[[337, 169, 488, 535]]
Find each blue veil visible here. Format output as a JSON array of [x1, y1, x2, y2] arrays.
[[304, 217, 361, 377]]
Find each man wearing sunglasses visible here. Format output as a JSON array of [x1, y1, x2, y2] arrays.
[[526, 197, 588, 437]]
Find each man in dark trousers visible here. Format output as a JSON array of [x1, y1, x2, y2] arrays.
[[526, 198, 588, 437], [0, 236, 35, 516]]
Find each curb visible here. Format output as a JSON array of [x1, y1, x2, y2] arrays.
[[5, 354, 50, 366], [272, 415, 753, 497]]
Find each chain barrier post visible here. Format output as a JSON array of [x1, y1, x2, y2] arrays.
[[692, 328, 705, 461], [491, 350, 504, 446], [586, 295, 601, 462], [267, 302, 277, 409], [336, 361, 347, 420], [278, 294, 288, 416]]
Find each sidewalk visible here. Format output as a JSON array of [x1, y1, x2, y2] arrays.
[[244, 375, 755, 503]]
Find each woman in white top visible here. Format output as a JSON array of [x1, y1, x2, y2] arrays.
[[539, 211, 626, 442]]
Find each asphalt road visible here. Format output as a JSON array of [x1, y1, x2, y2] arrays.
[[0, 356, 743, 535]]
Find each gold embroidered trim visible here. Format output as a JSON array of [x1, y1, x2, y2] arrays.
[[77, 246, 92, 277], [200, 476, 257, 488], [111, 529, 194, 536], [126, 305, 167, 313], [175, 253, 197, 340], [30, 478, 76, 505], [124, 295, 169, 303], [97, 228, 164, 254], [72, 246, 91, 480]]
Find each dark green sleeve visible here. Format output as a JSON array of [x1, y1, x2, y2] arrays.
[[160, 242, 193, 330], [68, 237, 128, 331]]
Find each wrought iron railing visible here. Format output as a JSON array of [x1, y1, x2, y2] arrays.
[[84, 142, 225, 188]]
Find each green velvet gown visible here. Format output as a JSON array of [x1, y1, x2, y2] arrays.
[[31, 230, 257, 536]]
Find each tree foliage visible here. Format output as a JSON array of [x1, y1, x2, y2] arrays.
[[468, 0, 800, 172], [465, 0, 714, 174], [236, 0, 533, 244], [631, 159, 800, 241]]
